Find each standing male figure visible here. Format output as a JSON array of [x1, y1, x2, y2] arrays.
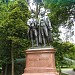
[[27, 13, 38, 47], [39, 8, 52, 46]]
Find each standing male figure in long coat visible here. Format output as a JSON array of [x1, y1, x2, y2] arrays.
[[27, 13, 38, 47], [39, 8, 52, 46]]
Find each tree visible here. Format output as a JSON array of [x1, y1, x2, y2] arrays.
[[42, 0, 75, 67], [0, 2, 9, 24], [43, 0, 75, 41], [52, 41, 75, 73], [0, 0, 30, 75]]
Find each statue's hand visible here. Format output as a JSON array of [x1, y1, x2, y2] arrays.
[[48, 26, 52, 31], [50, 28, 52, 31]]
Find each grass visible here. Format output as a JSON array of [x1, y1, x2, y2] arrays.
[[61, 73, 68, 75]]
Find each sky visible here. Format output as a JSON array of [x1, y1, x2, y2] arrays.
[[27, 0, 36, 12], [59, 22, 75, 44]]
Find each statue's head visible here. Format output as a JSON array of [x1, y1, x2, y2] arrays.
[[31, 13, 35, 18], [40, 7, 45, 15]]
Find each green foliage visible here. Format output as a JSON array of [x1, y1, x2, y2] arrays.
[[0, 0, 30, 64], [43, 0, 75, 68], [52, 41, 75, 67], [43, 0, 75, 4], [0, 2, 9, 24], [43, 0, 75, 40]]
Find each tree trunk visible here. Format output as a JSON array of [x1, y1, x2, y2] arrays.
[[5, 65, 7, 75], [58, 65, 61, 75], [11, 47, 14, 75], [2, 64, 5, 75]]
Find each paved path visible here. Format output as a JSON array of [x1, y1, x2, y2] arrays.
[[61, 69, 75, 75]]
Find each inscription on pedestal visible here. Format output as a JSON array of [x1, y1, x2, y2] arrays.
[[27, 55, 51, 67], [28, 58, 49, 61]]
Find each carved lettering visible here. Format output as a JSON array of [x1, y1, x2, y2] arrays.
[[29, 58, 38, 61], [39, 58, 49, 60], [28, 58, 49, 61]]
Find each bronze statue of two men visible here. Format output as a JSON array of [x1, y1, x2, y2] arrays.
[[27, 9, 53, 47]]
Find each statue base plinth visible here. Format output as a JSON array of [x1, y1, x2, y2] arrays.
[[22, 48, 59, 75]]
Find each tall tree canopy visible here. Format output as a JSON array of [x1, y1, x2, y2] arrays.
[[0, 0, 30, 67], [43, 0, 75, 40]]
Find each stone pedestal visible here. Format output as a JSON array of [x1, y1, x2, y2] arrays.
[[22, 48, 59, 75]]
